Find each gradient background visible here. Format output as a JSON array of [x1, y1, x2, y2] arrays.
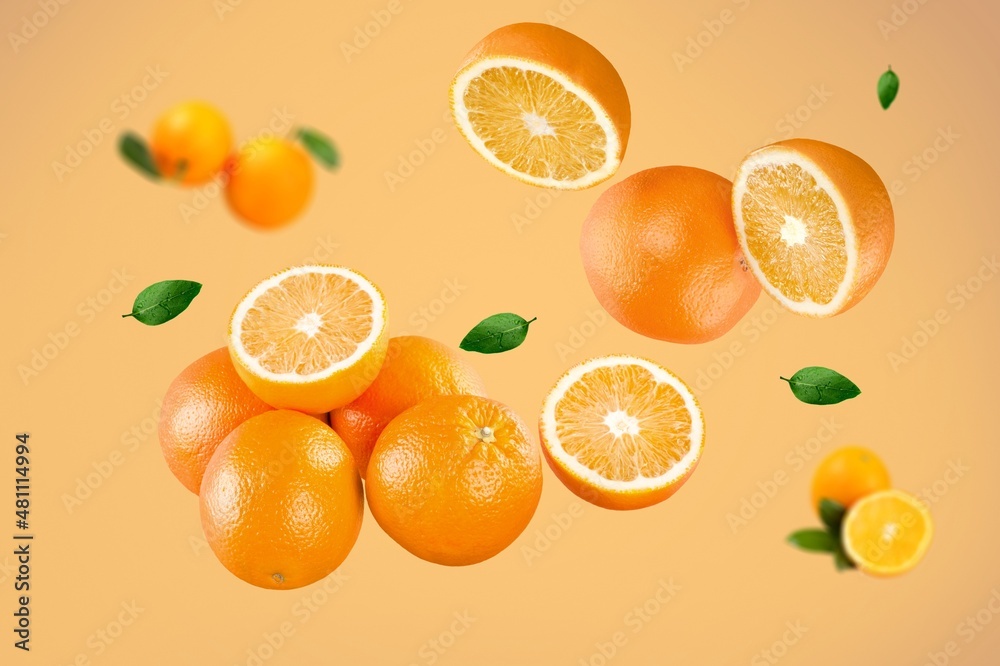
[[3, 0, 999, 664]]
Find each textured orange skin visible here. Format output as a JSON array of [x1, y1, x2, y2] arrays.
[[331, 336, 487, 477], [811, 446, 891, 512], [736, 138, 895, 317], [581, 167, 761, 343], [150, 101, 232, 185], [158, 348, 273, 494], [366, 395, 542, 566], [200, 410, 363, 590], [451, 22, 631, 189], [225, 137, 314, 229]]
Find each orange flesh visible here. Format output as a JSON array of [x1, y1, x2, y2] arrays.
[[741, 163, 848, 304], [553, 365, 693, 482], [463, 66, 608, 182], [846, 495, 930, 569], [239, 273, 374, 376]]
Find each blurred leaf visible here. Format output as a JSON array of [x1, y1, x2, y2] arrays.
[[819, 498, 847, 532], [787, 528, 837, 553], [118, 132, 160, 180], [878, 66, 900, 109], [296, 127, 340, 170]]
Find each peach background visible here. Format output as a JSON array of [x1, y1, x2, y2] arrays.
[[3, 0, 1000, 664]]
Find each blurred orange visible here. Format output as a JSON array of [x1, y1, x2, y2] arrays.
[[150, 101, 232, 185], [225, 137, 314, 229], [811, 445, 891, 511]]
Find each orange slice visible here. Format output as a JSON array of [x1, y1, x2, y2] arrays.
[[539, 355, 704, 510], [842, 489, 933, 577], [228, 265, 388, 414], [732, 139, 894, 317], [450, 23, 630, 190]]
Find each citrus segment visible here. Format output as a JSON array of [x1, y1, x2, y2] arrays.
[[733, 139, 893, 317], [539, 356, 704, 510], [842, 489, 933, 577], [229, 265, 388, 414], [451, 23, 630, 189]]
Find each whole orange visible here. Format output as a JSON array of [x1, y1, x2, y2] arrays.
[[331, 336, 487, 476], [225, 137, 314, 229], [811, 446, 891, 512], [150, 101, 232, 185], [200, 410, 363, 589], [366, 395, 542, 566], [158, 347, 273, 494], [580, 166, 761, 343]]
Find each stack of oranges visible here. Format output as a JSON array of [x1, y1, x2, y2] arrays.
[[159, 265, 543, 589]]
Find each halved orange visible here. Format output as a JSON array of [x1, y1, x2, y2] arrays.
[[842, 489, 933, 577], [450, 23, 630, 190], [732, 139, 894, 317], [228, 265, 388, 414], [539, 355, 704, 510]]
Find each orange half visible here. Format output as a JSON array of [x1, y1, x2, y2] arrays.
[[228, 265, 388, 414], [539, 355, 704, 510], [842, 489, 933, 577]]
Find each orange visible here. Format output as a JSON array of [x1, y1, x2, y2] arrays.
[[158, 347, 273, 494], [150, 101, 232, 185], [580, 166, 761, 343], [732, 138, 894, 317], [366, 395, 542, 566], [228, 264, 389, 414], [811, 446, 891, 511], [331, 336, 487, 477], [225, 137, 314, 229], [200, 410, 363, 589], [842, 489, 933, 577], [539, 355, 704, 510], [450, 22, 630, 189]]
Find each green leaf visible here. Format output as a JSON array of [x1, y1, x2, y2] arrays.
[[780, 367, 861, 405], [878, 66, 900, 110], [786, 528, 837, 554], [460, 313, 536, 354], [296, 127, 340, 170], [818, 498, 847, 532], [122, 280, 202, 326], [834, 547, 857, 572], [119, 132, 161, 180]]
